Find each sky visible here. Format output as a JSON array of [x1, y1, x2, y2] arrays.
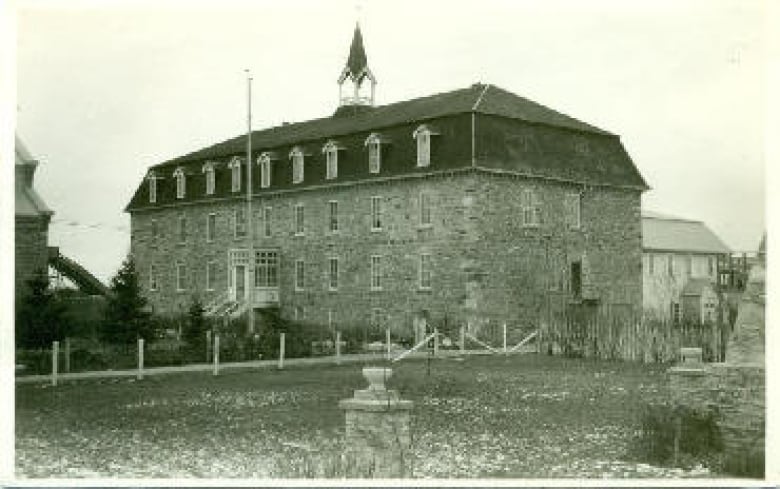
[[11, 0, 771, 283]]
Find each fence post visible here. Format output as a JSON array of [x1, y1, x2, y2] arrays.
[[213, 334, 220, 376], [386, 328, 391, 359], [206, 330, 212, 363], [51, 340, 59, 387], [278, 332, 285, 370], [336, 331, 342, 364], [503, 323, 507, 355], [433, 328, 439, 356], [460, 326, 465, 353], [65, 337, 71, 373], [137, 338, 144, 380]]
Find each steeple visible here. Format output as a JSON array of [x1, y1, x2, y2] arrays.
[[338, 23, 376, 110]]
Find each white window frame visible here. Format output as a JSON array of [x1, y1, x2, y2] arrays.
[[295, 259, 305, 291], [370, 255, 382, 291], [173, 167, 186, 199], [565, 192, 581, 229], [203, 162, 215, 195], [294, 305, 305, 321], [263, 206, 272, 238], [522, 188, 541, 227], [294, 204, 305, 236], [420, 192, 432, 227], [419, 253, 432, 290], [228, 157, 242, 193], [328, 257, 339, 291], [147, 172, 157, 203], [259, 153, 272, 188], [255, 250, 279, 287], [329, 200, 339, 233], [206, 260, 216, 291], [234, 207, 246, 239], [323, 141, 340, 180], [206, 213, 216, 242], [413, 125, 438, 168], [176, 262, 187, 292], [370, 196, 382, 231], [178, 214, 187, 243], [151, 219, 158, 240], [365, 133, 384, 174], [149, 264, 158, 291], [290, 147, 304, 184]]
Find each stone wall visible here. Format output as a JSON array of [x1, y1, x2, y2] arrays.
[[15, 215, 50, 298]]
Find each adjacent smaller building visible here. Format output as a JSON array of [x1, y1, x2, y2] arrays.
[[642, 211, 730, 322]]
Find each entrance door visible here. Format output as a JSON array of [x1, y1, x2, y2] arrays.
[[234, 265, 246, 300]]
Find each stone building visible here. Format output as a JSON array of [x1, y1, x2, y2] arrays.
[[641, 211, 730, 321], [15, 136, 53, 301], [125, 25, 648, 336]]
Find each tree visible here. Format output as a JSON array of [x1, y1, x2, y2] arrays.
[[16, 269, 71, 349], [182, 296, 208, 353], [101, 255, 153, 345]]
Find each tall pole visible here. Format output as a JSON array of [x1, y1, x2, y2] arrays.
[[246, 69, 255, 334]]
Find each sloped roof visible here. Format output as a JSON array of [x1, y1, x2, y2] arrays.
[[642, 211, 730, 254], [156, 83, 611, 169], [15, 136, 53, 218]]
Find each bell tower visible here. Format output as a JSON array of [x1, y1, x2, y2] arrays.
[[338, 23, 376, 109]]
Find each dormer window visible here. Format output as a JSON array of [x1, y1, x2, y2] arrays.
[[413, 125, 438, 168], [290, 147, 304, 184], [364, 133, 388, 174], [147, 171, 158, 203], [228, 157, 242, 192], [323, 141, 342, 180], [202, 162, 215, 195], [173, 167, 186, 199], [258, 152, 273, 189]]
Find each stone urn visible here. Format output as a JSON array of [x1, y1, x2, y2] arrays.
[[362, 366, 392, 391]]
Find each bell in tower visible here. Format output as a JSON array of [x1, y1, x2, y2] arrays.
[[337, 23, 376, 113]]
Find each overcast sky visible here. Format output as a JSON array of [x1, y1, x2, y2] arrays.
[[13, 0, 769, 283]]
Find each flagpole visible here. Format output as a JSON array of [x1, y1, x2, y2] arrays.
[[245, 69, 255, 334]]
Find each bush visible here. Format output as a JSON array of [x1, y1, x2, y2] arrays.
[[632, 402, 722, 468]]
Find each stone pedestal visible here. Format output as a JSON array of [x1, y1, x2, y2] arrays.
[[339, 367, 414, 478]]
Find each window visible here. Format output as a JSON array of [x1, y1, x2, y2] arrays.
[[173, 167, 186, 199], [371, 255, 382, 290], [149, 264, 158, 291], [570, 261, 582, 298], [671, 302, 681, 325], [234, 208, 246, 238], [263, 206, 272, 238], [147, 172, 157, 203], [708, 256, 715, 276], [420, 192, 432, 226], [203, 162, 215, 195], [178, 214, 187, 243], [370, 196, 382, 231], [176, 263, 187, 291], [295, 305, 305, 321], [371, 308, 386, 328], [328, 257, 339, 291], [565, 193, 581, 229], [228, 157, 242, 192], [295, 259, 305, 291], [648, 253, 655, 274], [151, 219, 159, 241], [685, 255, 693, 277], [255, 251, 278, 287], [294, 204, 305, 236], [413, 124, 438, 167], [206, 213, 216, 242], [323, 141, 340, 180], [290, 147, 304, 184], [206, 261, 216, 291], [328, 200, 339, 232], [365, 133, 384, 174], [419, 253, 432, 289], [667, 254, 675, 276], [259, 153, 272, 188], [521, 188, 541, 227]]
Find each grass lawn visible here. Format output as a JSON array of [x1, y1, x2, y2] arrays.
[[16, 353, 717, 478]]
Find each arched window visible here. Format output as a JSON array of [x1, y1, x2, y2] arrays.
[[290, 147, 304, 184], [173, 167, 186, 199], [413, 125, 439, 168], [202, 162, 215, 195], [258, 152, 273, 189], [322, 141, 342, 180], [364, 133, 388, 174], [147, 171, 158, 203], [228, 157, 242, 192]]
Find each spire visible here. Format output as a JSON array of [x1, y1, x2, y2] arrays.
[[337, 22, 376, 110]]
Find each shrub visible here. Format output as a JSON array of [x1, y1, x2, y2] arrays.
[[632, 402, 722, 468]]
